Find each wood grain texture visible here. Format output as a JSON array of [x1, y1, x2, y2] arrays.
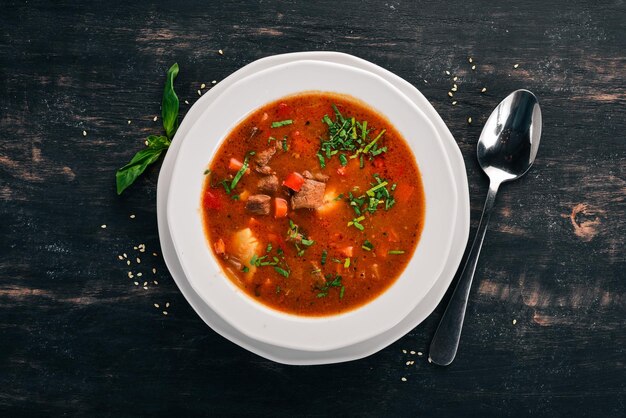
[[0, 0, 624, 416]]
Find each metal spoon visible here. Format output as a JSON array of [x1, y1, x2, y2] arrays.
[[429, 89, 542, 366]]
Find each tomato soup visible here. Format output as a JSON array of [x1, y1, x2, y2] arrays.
[[201, 92, 425, 316]]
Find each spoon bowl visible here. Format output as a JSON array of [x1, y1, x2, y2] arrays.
[[429, 89, 542, 366], [478, 89, 542, 184]]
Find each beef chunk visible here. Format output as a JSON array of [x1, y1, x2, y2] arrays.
[[245, 194, 271, 215], [291, 179, 326, 210], [254, 165, 273, 175], [257, 175, 279, 194], [255, 147, 276, 167]]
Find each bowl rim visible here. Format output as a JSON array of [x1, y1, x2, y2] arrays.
[[166, 59, 459, 351]]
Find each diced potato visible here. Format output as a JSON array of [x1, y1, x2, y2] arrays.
[[316, 188, 340, 215], [230, 228, 260, 274]]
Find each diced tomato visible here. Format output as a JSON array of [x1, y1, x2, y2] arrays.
[[395, 184, 415, 204], [336, 166, 347, 176], [340, 246, 354, 258], [228, 157, 243, 172], [373, 156, 385, 169], [203, 190, 221, 210], [276, 102, 291, 118], [214, 238, 225, 255], [274, 198, 288, 218], [283, 172, 305, 192]]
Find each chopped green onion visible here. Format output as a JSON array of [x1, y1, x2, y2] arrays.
[[241, 266, 250, 273], [362, 240, 374, 251], [339, 286, 345, 299], [366, 181, 389, 197], [271, 119, 293, 128], [388, 250, 405, 255], [274, 266, 290, 277], [321, 250, 328, 265], [339, 154, 348, 166], [344, 258, 350, 268]]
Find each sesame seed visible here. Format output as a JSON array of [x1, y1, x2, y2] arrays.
[[162, 311, 168, 315], [514, 63, 519, 69], [118, 255, 123, 260], [401, 377, 407, 382], [143, 282, 147, 286], [417, 352, 423, 356], [127, 120, 131, 124], [452, 101, 457, 105], [123, 253, 127, 258], [126, 260, 131, 266], [100, 224, 107, 229], [82, 130, 87, 137], [134, 281, 139, 286], [133, 246, 138, 250], [165, 302, 170, 308], [137, 272, 142, 277], [153, 252, 158, 256], [152, 268, 156, 274], [513, 319, 517, 325], [197, 90, 202, 96], [212, 80, 217, 84], [468, 57, 473, 63], [136, 258, 141, 263], [445, 70, 450, 75], [143, 286, 148, 290], [451, 86, 457, 92], [127, 272, 133, 278], [402, 350, 407, 354], [144, 140, 149, 146], [130, 214, 135, 219], [453, 76, 458, 81], [423, 80, 428, 84], [200, 83, 206, 89], [218, 49, 224, 55], [184, 100, 190, 105], [471, 65, 476, 70], [481, 87, 487, 93], [153, 280, 158, 285], [153, 116, 158, 122], [154, 303, 160, 308], [468, 117, 473, 124], [448, 92, 454, 97], [406, 361, 411, 365], [410, 351, 416, 355], [428, 357, 432, 363]]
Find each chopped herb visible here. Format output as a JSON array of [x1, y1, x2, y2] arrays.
[[271, 119, 293, 128], [241, 266, 250, 273], [275, 286, 281, 294], [362, 240, 374, 251], [321, 250, 328, 265], [301, 238, 314, 246], [203, 169, 211, 175], [344, 258, 351, 268], [282, 136, 289, 151], [231, 194, 240, 200], [339, 286, 345, 299], [268, 136, 277, 144], [311, 268, 322, 275], [339, 153, 348, 166], [266, 243, 272, 253], [388, 250, 405, 255], [333, 193, 344, 201], [316, 153, 326, 168], [229, 151, 254, 192], [316, 274, 343, 298], [274, 266, 290, 278]]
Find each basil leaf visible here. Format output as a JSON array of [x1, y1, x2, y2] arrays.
[[161, 63, 180, 139], [116, 135, 170, 195]]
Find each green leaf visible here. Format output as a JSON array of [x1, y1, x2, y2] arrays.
[[162, 63, 180, 139], [116, 135, 170, 195]]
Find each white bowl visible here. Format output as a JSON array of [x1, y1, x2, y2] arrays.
[[167, 60, 458, 352]]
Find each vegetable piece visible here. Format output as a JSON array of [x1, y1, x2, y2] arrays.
[[340, 246, 354, 258], [274, 198, 288, 218], [282, 172, 305, 192], [229, 151, 254, 192], [214, 238, 225, 255], [228, 158, 244, 172], [202, 189, 221, 210], [231, 228, 260, 274]]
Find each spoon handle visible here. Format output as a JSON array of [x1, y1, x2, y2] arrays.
[[429, 180, 501, 366]]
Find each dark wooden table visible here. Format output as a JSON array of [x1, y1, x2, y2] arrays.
[[1, 1, 624, 416]]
